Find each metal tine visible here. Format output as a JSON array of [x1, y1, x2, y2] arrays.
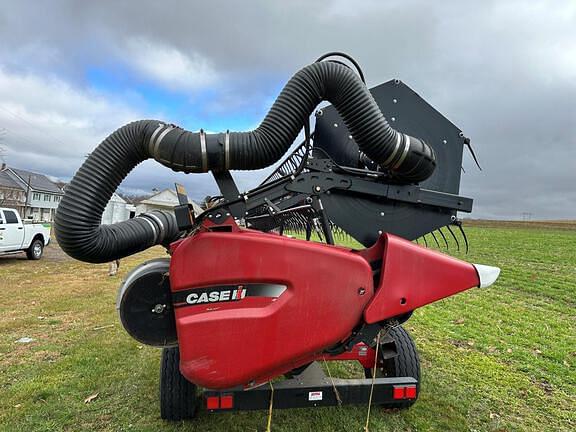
[[430, 230, 441, 249], [332, 225, 353, 244], [446, 224, 460, 252], [455, 221, 469, 254], [415, 238, 419, 245], [438, 227, 449, 250], [422, 234, 428, 248]]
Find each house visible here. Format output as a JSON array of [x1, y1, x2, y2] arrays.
[[0, 165, 64, 222], [135, 189, 203, 216], [0, 170, 26, 213], [101, 193, 136, 225]]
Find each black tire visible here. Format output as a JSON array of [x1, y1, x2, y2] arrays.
[[160, 347, 198, 420], [26, 239, 44, 260], [364, 326, 420, 409]]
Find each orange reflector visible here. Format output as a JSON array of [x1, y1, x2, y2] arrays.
[[206, 396, 220, 409], [220, 395, 233, 409]]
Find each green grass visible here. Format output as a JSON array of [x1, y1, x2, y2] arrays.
[[0, 226, 574, 431]]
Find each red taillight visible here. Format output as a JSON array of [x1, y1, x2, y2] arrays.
[[206, 394, 234, 410], [393, 386, 405, 400], [220, 395, 234, 409], [393, 385, 417, 400], [405, 385, 417, 399], [206, 396, 220, 410]]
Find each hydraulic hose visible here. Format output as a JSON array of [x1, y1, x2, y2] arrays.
[[55, 61, 436, 263]]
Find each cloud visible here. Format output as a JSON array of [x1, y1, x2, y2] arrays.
[[123, 37, 219, 92], [0, 0, 574, 218], [0, 67, 140, 172]]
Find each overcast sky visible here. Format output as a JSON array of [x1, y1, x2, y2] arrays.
[[0, 0, 574, 219]]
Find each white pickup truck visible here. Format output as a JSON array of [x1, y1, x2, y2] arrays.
[[0, 208, 51, 260]]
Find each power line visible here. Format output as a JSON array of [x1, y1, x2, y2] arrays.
[[521, 212, 533, 221], [0, 125, 47, 150], [0, 104, 70, 149]]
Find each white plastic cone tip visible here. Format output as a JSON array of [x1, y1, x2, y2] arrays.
[[473, 264, 501, 288]]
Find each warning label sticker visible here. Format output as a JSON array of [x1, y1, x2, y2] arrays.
[[308, 391, 323, 401]]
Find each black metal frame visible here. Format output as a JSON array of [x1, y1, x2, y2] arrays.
[[203, 362, 417, 412], [199, 151, 471, 246], [192, 79, 473, 249]]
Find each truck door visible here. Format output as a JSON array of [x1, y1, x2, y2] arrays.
[[0, 209, 24, 252]]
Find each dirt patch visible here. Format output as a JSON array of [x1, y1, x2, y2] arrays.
[[0, 241, 71, 263], [464, 219, 576, 231]]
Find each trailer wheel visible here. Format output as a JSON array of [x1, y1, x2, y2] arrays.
[[26, 239, 44, 260], [364, 325, 420, 409], [160, 347, 198, 420]]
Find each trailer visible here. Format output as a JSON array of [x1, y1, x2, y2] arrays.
[[55, 52, 499, 423]]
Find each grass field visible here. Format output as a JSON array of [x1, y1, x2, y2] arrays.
[[0, 225, 574, 431]]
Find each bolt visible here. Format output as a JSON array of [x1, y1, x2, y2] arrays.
[[208, 214, 213, 219], [393, 98, 398, 104], [152, 304, 166, 314], [314, 186, 321, 192], [215, 213, 221, 218], [316, 109, 324, 117], [378, 230, 383, 235], [225, 212, 230, 217], [391, 117, 396, 122], [394, 79, 401, 85], [333, 123, 338, 128], [348, 135, 353, 140], [442, 139, 448, 145], [358, 287, 366, 296], [380, 212, 385, 216], [459, 132, 465, 138]]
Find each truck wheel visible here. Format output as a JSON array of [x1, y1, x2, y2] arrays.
[[364, 325, 420, 409], [160, 347, 198, 420], [26, 239, 44, 260]]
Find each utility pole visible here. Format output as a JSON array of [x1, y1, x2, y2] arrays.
[[24, 175, 32, 218], [521, 212, 533, 221]]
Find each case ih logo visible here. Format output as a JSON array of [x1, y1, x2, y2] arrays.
[[173, 284, 287, 308], [186, 286, 246, 305]]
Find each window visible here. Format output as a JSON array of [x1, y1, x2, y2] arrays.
[[44, 194, 51, 202], [33, 192, 41, 200], [54, 196, 61, 202], [3, 210, 19, 224]]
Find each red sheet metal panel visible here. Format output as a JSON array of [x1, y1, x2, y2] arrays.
[[364, 233, 480, 323], [170, 229, 373, 389]]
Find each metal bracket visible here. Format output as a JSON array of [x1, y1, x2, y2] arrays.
[[212, 171, 246, 218]]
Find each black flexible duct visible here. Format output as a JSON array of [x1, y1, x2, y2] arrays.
[[55, 61, 436, 263]]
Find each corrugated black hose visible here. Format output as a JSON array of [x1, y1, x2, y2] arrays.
[[55, 61, 436, 263]]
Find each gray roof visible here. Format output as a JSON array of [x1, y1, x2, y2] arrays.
[[6, 167, 63, 194], [0, 170, 22, 189]]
